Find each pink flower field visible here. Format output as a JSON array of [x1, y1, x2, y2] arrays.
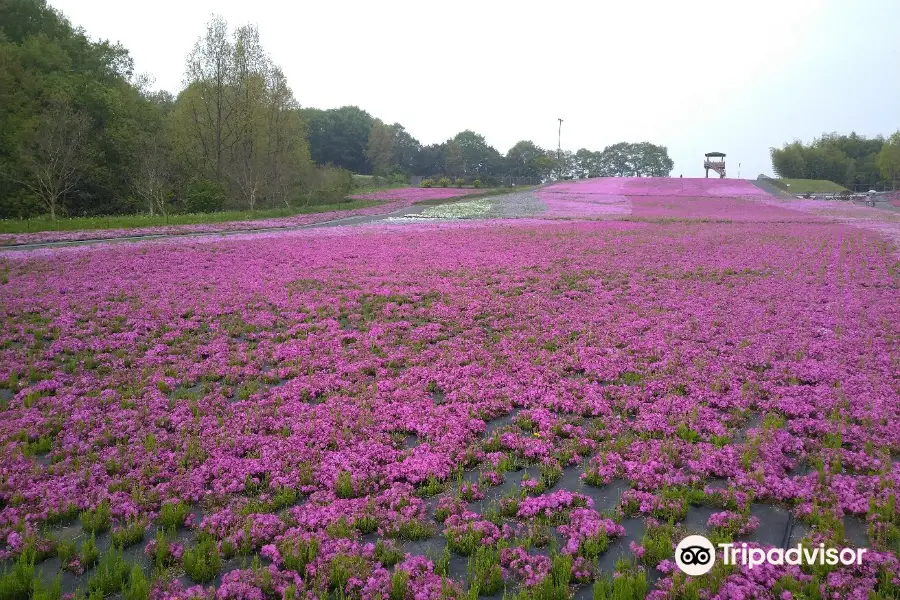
[[1, 178, 898, 599]]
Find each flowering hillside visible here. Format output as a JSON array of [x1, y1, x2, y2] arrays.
[[0, 179, 898, 599]]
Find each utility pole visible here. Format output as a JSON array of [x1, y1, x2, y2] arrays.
[[557, 118, 563, 179]]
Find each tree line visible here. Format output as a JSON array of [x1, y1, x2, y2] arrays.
[[0, 0, 675, 220], [770, 132, 900, 190]]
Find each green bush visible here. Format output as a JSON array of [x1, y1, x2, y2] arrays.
[[467, 545, 503, 596], [87, 546, 130, 597], [473, 180, 482, 188], [0, 548, 35, 600], [185, 179, 227, 213], [80, 535, 99, 570], [301, 166, 354, 205], [182, 535, 221, 583], [454, 178, 465, 187], [390, 569, 409, 600], [420, 179, 435, 188], [122, 564, 150, 600], [159, 500, 190, 531], [31, 575, 61, 600], [278, 537, 320, 575], [111, 519, 147, 548], [593, 559, 648, 600], [389, 173, 409, 185], [438, 177, 451, 188], [334, 471, 355, 499], [374, 539, 402, 567], [80, 500, 111, 534]]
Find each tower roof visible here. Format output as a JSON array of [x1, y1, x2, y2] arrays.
[[705, 152, 726, 158]]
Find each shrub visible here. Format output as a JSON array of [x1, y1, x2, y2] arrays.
[[182, 535, 221, 583], [329, 554, 370, 592], [354, 513, 378, 534], [184, 178, 227, 213], [593, 560, 647, 600], [473, 180, 482, 188], [111, 519, 147, 548], [390, 568, 409, 600], [0, 548, 35, 600], [467, 545, 503, 596], [301, 166, 354, 205], [420, 179, 435, 188], [87, 546, 130, 597], [122, 564, 150, 600], [438, 177, 451, 188], [159, 500, 189, 531], [391, 518, 435, 541], [374, 539, 402, 567], [415, 475, 447, 498], [389, 173, 409, 185], [31, 575, 61, 600], [454, 178, 465, 187], [80, 500, 111, 534], [279, 537, 320, 574], [335, 471, 354, 499], [80, 535, 100, 570]]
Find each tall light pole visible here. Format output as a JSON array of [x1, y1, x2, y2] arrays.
[[557, 118, 564, 179], [738, 162, 741, 178]]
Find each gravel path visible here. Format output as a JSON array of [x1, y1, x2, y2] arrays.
[[383, 188, 547, 222]]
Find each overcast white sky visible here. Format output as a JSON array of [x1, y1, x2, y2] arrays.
[[51, 0, 900, 178]]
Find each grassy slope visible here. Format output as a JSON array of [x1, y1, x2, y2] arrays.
[[0, 184, 516, 236], [0, 200, 380, 235], [775, 178, 849, 193]]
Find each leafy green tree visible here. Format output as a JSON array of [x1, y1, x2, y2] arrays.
[[534, 154, 557, 180], [505, 141, 546, 179], [596, 142, 631, 177], [365, 119, 394, 177], [388, 124, 421, 175], [449, 130, 502, 177], [876, 132, 900, 190], [0, 0, 163, 218], [593, 142, 672, 177], [443, 139, 464, 178], [770, 142, 806, 180], [573, 148, 597, 179], [414, 143, 445, 176], [302, 106, 374, 173], [632, 142, 673, 177], [770, 132, 887, 188]]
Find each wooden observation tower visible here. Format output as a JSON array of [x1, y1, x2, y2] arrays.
[[704, 152, 726, 178]]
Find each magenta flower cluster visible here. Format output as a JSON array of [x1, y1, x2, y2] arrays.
[[0, 177, 897, 598]]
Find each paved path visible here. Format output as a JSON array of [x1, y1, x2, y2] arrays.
[[0, 198, 469, 252]]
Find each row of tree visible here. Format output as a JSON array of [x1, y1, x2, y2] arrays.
[[0, 2, 347, 220], [770, 132, 900, 190], [0, 0, 675, 220]]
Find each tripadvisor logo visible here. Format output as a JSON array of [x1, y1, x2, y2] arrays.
[[675, 535, 716, 576], [675, 535, 868, 576]]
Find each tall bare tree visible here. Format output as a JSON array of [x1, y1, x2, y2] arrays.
[[226, 24, 269, 211], [20, 100, 90, 221], [264, 67, 309, 208], [134, 131, 171, 216], [183, 15, 234, 182]]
